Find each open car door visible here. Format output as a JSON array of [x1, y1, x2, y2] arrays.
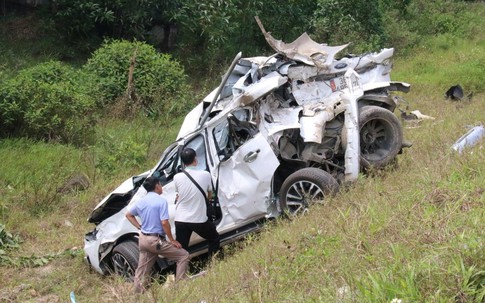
[[208, 110, 279, 232]]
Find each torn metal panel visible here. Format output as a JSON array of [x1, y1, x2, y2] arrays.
[[232, 71, 288, 107], [389, 81, 411, 93], [287, 65, 322, 81], [258, 94, 301, 147], [256, 16, 348, 69], [203, 56, 279, 104], [291, 79, 333, 105], [299, 104, 335, 143], [288, 55, 393, 107]]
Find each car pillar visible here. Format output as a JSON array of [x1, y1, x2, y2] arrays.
[[342, 69, 363, 182]]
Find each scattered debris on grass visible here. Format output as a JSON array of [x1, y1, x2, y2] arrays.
[[445, 84, 473, 101], [451, 125, 484, 154]]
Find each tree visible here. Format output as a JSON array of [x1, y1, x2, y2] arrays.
[[311, 0, 387, 53]]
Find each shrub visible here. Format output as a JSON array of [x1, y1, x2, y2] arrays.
[[0, 61, 97, 145], [84, 40, 191, 117]]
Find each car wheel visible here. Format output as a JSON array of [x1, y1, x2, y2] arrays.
[[359, 106, 403, 169], [112, 240, 139, 281], [280, 168, 339, 216]]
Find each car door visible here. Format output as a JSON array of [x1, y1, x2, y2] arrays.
[[207, 109, 280, 232]]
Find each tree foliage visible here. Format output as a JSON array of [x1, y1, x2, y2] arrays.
[[171, 0, 317, 62], [311, 0, 387, 53], [43, 0, 478, 61], [46, 0, 318, 63], [49, 0, 176, 40]]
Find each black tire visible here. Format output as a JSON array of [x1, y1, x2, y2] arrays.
[[359, 106, 403, 169], [279, 168, 339, 216], [112, 240, 139, 281]]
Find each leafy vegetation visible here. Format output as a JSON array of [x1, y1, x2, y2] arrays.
[[47, 0, 172, 41], [0, 40, 191, 145], [312, 0, 386, 53], [0, 61, 97, 145], [0, 0, 484, 302], [1, 223, 80, 268], [84, 40, 190, 117], [170, 0, 318, 64]]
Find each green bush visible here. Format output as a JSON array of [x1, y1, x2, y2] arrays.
[[405, 1, 469, 37], [84, 40, 190, 116], [0, 224, 21, 250], [0, 61, 97, 145]]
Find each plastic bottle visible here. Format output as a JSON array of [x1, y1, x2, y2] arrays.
[[451, 125, 484, 154]]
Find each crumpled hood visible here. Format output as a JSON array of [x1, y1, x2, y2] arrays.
[[255, 16, 349, 69]]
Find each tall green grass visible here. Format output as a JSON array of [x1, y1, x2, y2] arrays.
[[394, 37, 485, 95]]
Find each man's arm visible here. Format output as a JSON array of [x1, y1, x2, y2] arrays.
[[161, 219, 182, 249], [126, 212, 141, 230], [206, 171, 213, 200]]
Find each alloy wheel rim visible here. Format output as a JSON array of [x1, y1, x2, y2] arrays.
[[361, 119, 390, 155], [285, 181, 324, 215], [112, 253, 134, 278]]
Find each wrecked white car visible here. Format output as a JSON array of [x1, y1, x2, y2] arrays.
[[84, 25, 410, 279]]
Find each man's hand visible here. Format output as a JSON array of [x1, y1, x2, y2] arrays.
[[162, 219, 184, 249], [169, 239, 182, 249], [126, 212, 141, 230]]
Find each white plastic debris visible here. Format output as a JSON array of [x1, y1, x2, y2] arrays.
[[451, 125, 484, 154], [410, 110, 435, 120]]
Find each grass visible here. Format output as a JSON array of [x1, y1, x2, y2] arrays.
[[1, 6, 485, 303]]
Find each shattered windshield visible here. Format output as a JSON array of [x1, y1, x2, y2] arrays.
[[213, 108, 257, 160]]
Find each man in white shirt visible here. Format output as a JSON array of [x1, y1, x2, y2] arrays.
[[174, 148, 220, 258]]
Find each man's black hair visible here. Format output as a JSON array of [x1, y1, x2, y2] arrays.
[[143, 176, 161, 192], [181, 148, 196, 165]]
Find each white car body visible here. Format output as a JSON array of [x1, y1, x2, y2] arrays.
[[84, 26, 409, 276]]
